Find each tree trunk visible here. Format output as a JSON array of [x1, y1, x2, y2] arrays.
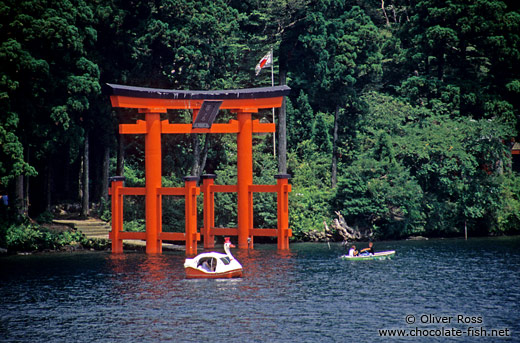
[[101, 146, 110, 202], [24, 173, 29, 215], [331, 105, 339, 188], [116, 134, 124, 176], [23, 145, 30, 215], [278, 69, 287, 174], [81, 134, 89, 217], [44, 164, 51, 212], [64, 149, 70, 196], [79, 153, 83, 202], [191, 133, 200, 176], [199, 134, 211, 177], [381, 0, 390, 26], [15, 175, 24, 216]]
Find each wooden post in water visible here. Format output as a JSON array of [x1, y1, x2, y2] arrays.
[[184, 176, 200, 256], [108, 176, 125, 253], [201, 174, 216, 249], [275, 174, 292, 250]]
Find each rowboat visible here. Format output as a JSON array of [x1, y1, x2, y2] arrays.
[[184, 237, 243, 279], [340, 250, 396, 261]]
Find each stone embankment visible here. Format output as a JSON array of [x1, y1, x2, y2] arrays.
[[53, 218, 111, 239], [52, 218, 184, 251]]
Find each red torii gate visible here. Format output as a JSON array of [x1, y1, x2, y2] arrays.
[[106, 84, 292, 254]]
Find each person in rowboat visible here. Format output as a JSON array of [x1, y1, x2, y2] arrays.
[[359, 242, 374, 256], [348, 245, 358, 257]]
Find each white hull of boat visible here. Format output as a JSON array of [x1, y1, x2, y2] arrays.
[[184, 242, 243, 279], [341, 250, 396, 260]]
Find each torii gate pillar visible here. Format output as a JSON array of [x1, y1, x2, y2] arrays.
[[237, 111, 253, 249], [144, 110, 162, 254]]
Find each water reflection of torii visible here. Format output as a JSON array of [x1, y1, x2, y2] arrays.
[[106, 84, 292, 255]]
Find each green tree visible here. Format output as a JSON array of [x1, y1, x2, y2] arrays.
[[398, 0, 520, 123], [288, 4, 383, 187], [496, 172, 520, 234], [286, 91, 314, 152], [334, 91, 515, 237], [288, 139, 333, 238], [334, 93, 425, 237], [0, 0, 101, 215], [0, 110, 36, 187]]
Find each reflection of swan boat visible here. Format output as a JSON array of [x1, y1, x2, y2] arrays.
[[184, 237, 243, 279], [341, 250, 396, 261]]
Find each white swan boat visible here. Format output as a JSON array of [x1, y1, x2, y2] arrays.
[[184, 237, 243, 279]]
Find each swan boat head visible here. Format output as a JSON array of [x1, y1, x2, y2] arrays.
[[184, 237, 243, 278]]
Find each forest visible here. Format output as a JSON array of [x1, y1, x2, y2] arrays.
[[1, 0, 520, 249]]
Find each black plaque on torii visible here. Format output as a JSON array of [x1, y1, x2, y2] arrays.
[[192, 100, 222, 129]]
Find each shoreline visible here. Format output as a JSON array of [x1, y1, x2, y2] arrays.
[[2, 234, 518, 257]]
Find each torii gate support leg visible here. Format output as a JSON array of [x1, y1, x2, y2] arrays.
[[237, 111, 253, 249], [275, 174, 291, 250], [109, 177, 124, 253], [184, 176, 199, 256], [145, 112, 162, 254], [202, 174, 216, 249]]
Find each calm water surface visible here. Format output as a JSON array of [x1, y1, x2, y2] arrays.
[[1, 237, 519, 342]]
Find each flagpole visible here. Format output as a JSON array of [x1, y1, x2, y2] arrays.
[[255, 49, 276, 157], [271, 49, 276, 157]]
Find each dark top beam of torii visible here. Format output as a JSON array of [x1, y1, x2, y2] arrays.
[[107, 83, 291, 112]]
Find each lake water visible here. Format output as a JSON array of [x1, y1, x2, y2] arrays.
[[1, 237, 519, 342]]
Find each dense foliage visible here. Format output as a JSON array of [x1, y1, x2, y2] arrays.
[[1, 0, 519, 247], [0, 219, 109, 252]]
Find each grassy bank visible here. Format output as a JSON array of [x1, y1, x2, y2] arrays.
[[0, 220, 110, 254]]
